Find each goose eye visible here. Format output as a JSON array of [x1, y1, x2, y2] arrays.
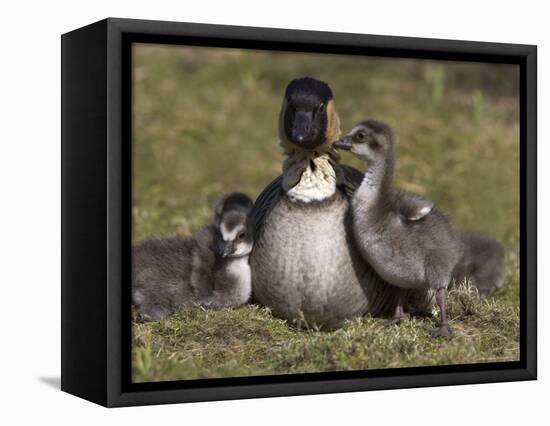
[[318, 103, 325, 113], [237, 232, 246, 240]]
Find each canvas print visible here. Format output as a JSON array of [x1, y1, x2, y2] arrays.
[[131, 43, 519, 382]]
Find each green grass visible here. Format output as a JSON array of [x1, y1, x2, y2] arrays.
[[131, 44, 520, 382], [133, 280, 519, 382]]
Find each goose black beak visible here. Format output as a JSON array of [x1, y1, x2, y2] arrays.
[[333, 136, 353, 151], [291, 111, 313, 143]]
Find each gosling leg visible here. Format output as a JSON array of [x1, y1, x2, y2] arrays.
[[382, 288, 408, 326], [430, 288, 453, 338]]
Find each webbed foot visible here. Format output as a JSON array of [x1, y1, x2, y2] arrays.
[[382, 313, 409, 327], [429, 323, 453, 338], [382, 293, 408, 327]]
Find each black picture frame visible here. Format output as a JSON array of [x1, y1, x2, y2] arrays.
[[61, 17, 537, 407]]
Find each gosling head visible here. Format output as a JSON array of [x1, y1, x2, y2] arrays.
[[333, 120, 394, 163], [279, 77, 340, 152], [214, 193, 254, 258]]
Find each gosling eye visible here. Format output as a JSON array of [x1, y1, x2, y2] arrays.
[[355, 131, 367, 142], [236, 231, 246, 240]]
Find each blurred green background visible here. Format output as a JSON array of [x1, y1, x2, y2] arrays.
[[132, 43, 519, 247], [132, 43, 520, 382]]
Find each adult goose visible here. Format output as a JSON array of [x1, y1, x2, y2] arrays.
[[250, 78, 431, 330]]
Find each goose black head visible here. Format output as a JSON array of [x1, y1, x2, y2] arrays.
[[214, 192, 254, 258], [334, 119, 394, 163], [279, 77, 340, 152]]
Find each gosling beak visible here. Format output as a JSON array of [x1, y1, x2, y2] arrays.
[[333, 135, 353, 151], [218, 241, 233, 258]]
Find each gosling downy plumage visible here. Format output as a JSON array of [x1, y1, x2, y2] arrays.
[[453, 232, 505, 296], [132, 192, 254, 321], [334, 120, 461, 337], [250, 78, 432, 330]]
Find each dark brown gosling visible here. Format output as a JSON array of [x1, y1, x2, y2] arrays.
[[453, 231, 505, 296], [132, 192, 254, 321], [334, 120, 461, 337]]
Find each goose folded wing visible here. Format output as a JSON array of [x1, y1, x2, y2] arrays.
[[336, 164, 365, 199], [251, 175, 283, 239]]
